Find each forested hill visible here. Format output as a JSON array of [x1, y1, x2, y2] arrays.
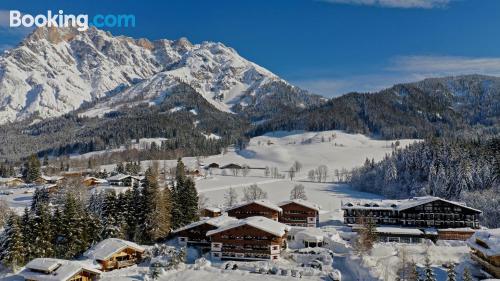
[[349, 137, 500, 228], [252, 75, 500, 139]]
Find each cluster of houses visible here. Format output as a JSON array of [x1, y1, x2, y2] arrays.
[[174, 199, 321, 261], [18, 238, 145, 281]]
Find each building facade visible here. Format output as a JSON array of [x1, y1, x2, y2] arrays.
[[342, 197, 482, 241], [172, 215, 237, 247], [226, 200, 282, 221], [278, 199, 320, 227], [207, 216, 290, 261]]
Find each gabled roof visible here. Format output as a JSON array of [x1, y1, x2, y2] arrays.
[[342, 196, 482, 213], [84, 238, 144, 261], [39, 175, 64, 181], [226, 199, 282, 213], [106, 174, 133, 181], [0, 177, 23, 183], [278, 199, 320, 211], [20, 258, 101, 281], [204, 206, 222, 213], [172, 215, 237, 233], [467, 228, 500, 257], [206, 216, 291, 237]]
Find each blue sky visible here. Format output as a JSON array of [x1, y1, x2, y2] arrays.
[[1, 0, 500, 97]]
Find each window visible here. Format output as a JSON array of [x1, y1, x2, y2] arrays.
[[387, 237, 400, 242]]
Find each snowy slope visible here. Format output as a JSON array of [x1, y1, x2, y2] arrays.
[[0, 26, 320, 123]]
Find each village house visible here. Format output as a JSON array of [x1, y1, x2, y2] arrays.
[[19, 258, 101, 281], [207, 216, 290, 261], [467, 228, 500, 278], [0, 177, 24, 187], [83, 238, 145, 271], [226, 200, 282, 221], [202, 206, 222, 218], [172, 215, 238, 247], [220, 163, 243, 170], [106, 174, 141, 186], [278, 199, 320, 227], [82, 176, 108, 187], [342, 196, 482, 242], [35, 175, 65, 185]]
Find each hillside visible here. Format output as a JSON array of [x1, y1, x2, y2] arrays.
[[253, 75, 500, 139]]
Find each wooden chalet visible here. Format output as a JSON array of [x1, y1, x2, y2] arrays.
[[35, 175, 64, 185], [172, 215, 237, 247], [278, 199, 320, 227], [342, 196, 482, 241], [226, 200, 282, 221], [83, 177, 108, 187], [202, 206, 222, 218], [106, 174, 141, 186], [0, 177, 24, 187], [83, 238, 145, 271], [19, 258, 101, 281], [220, 163, 243, 170], [467, 229, 500, 278], [207, 216, 290, 261]]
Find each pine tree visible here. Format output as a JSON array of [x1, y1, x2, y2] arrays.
[[31, 202, 54, 258], [0, 213, 25, 271], [125, 186, 142, 241], [181, 177, 199, 225], [60, 193, 86, 259], [171, 159, 186, 229], [408, 261, 420, 281], [30, 187, 50, 213], [423, 256, 436, 281], [20, 207, 33, 261], [24, 154, 41, 183], [463, 267, 473, 281], [446, 263, 456, 281], [52, 207, 65, 258], [141, 168, 171, 243]]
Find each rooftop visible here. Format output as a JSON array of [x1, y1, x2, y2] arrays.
[[20, 258, 100, 281], [172, 215, 238, 233], [226, 199, 283, 213], [207, 216, 291, 237], [342, 196, 481, 213], [467, 228, 500, 257], [84, 238, 144, 261], [278, 199, 320, 211]]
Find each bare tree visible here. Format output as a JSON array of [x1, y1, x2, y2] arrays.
[[293, 161, 303, 173], [242, 165, 250, 177], [198, 194, 209, 214], [334, 169, 341, 182], [224, 187, 239, 207], [288, 166, 296, 181], [231, 168, 240, 176], [290, 184, 307, 200], [317, 165, 328, 182], [243, 184, 267, 202], [264, 166, 270, 177], [308, 169, 316, 182]]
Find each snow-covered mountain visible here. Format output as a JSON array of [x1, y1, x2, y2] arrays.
[[0, 26, 322, 124]]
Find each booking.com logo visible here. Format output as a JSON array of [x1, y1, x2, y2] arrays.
[[9, 10, 135, 31]]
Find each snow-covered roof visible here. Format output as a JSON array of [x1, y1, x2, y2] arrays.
[[20, 258, 101, 281], [206, 216, 291, 237], [0, 177, 23, 183], [39, 175, 64, 181], [106, 174, 134, 181], [172, 215, 237, 233], [226, 199, 282, 213], [375, 226, 424, 236], [204, 206, 222, 212], [295, 228, 325, 242], [467, 228, 500, 257], [342, 196, 481, 213], [278, 199, 320, 211], [84, 177, 108, 184], [84, 238, 144, 261]]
